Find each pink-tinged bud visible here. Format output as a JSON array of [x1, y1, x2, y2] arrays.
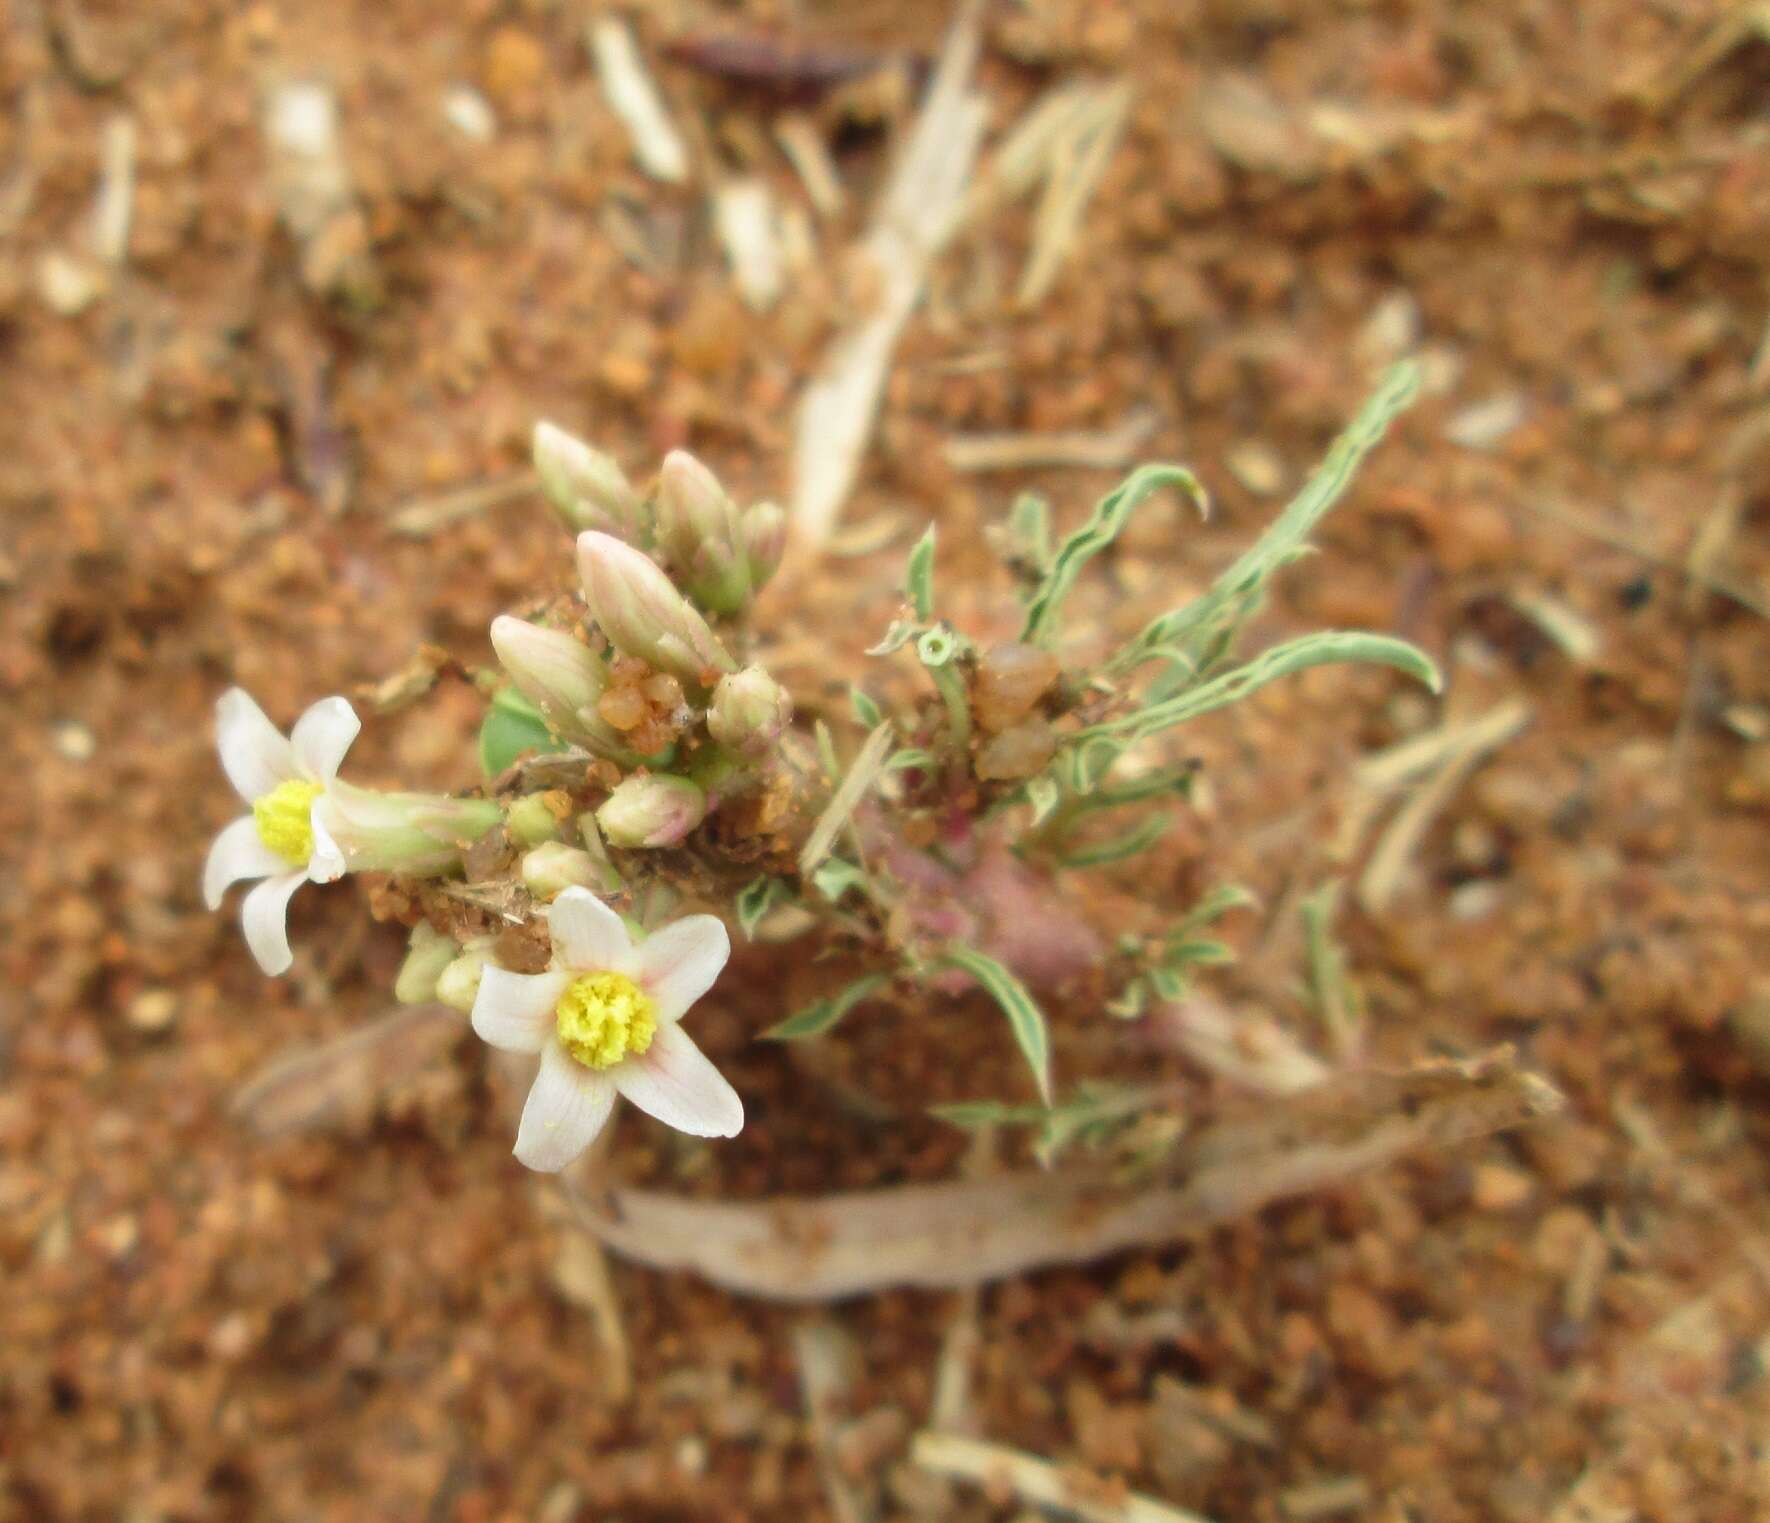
[[706, 665, 792, 758], [520, 842, 602, 899], [596, 773, 707, 848], [741, 501, 786, 590], [311, 780, 502, 875], [489, 615, 635, 761], [533, 421, 644, 538], [576, 531, 737, 689], [654, 449, 751, 615]]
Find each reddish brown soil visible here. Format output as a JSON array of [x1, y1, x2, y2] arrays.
[[3, 3, 1769, 1521]]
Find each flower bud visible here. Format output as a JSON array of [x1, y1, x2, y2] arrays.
[[504, 790, 565, 847], [596, 773, 707, 848], [654, 450, 751, 615], [576, 531, 737, 690], [435, 939, 496, 1013], [706, 665, 792, 758], [489, 615, 637, 761], [521, 842, 602, 899], [395, 922, 459, 1004], [741, 501, 786, 590], [533, 421, 643, 538], [312, 780, 502, 875]]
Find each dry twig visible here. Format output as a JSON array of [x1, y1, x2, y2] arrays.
[[911, 1429, 1220, 1523]]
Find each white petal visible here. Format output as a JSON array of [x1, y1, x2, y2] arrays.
[[472, 967, 571, 1053], [290, 696, 361, 782], [613, 1023, 743, 1138], [515, 1041, 617, 1172], [203, 815, 284, 909], [216, 688, 297, 802], [240, 869, 307, 976], [547, 887, 635, 972], [637, 914, 731, 1024], [306, 802, 346, 884]]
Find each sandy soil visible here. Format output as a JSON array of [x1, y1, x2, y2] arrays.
[[3, 2, 1768, 1520]]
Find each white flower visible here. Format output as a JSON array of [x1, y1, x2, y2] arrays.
[[470, 887, 742, 1172], [202, 687, 360, 976]]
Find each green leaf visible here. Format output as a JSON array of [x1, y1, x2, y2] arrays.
[[811, 857, 870, 902], [1056, 814, 1171, 868], [1076, 764, 1197, 812], [867, 619, 920, 656], [885, 746, 935, 772], [1300, 877, 1362, 1056], [905, 524, 937, 621], [1113, 360, 1421, 672], [929, 1098, 1048, 1128], [1105, 979, 1149, 1020], [850, 685, 884, 728], [1007, 492, 1054, 575], [1024, 773, 1061, 826], [1172, 884, 1258, 938], [1021, 463, 1209, 645], [1163, 938, 1234, 968], [735, 876, 793, 940], [764, 972, 890, 1041], [1082, 631, 1441, 747], [478, 688, 569, 778], [938, 945, 1052, 1104]]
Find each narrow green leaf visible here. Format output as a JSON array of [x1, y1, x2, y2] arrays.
[[478, 689, 569, 777], [1076, 764, 1197, 812], [1113, 360, 1421, 671], [905, 525, 937, 621], [1056, 814, 1171, 868], [1083, 631, 1441, 746], [1105, 978, 1149, 1020], [1172, 883, 1258, 937], [764, 972, 890, 1041], [1007, 492, 1054, 575], [939, 945, 1052, 1104], [811, 857, 869, 902], [1164, 938, 1234, 967], [885, 746, 935, 772], [929, 1099, 1047, 1127], [1022, 463, 1209, 645], [1024, 773, 1061, 826], [735, 876, 793, 940], [867, 619, 920, 656], [850, 685, 884, 728]]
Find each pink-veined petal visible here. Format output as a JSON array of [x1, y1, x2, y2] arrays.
[[547, 887, 635, 973], [515, 1041, 617, 1172], [290, 696, 361, 782], [240, 869, 307, 976], [203, 815, 285, 910], [216, 688, 297, 802], [306, 802, 346, 884], [472, 967, 571, 1053], [636, 914, 731, 1024], [612, 1022, 743, 1138]]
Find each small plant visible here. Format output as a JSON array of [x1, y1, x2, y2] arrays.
[[206, 362, 1438, 1174]]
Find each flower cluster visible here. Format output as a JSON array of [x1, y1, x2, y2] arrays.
[[206, 374, 1438, 1175]]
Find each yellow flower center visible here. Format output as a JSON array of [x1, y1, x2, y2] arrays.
[[253, 778, 323, 866], [555, 972, 657, 1070]]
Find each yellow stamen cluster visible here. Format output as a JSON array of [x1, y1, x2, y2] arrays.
[[555, 971, 657, 1070], [254, 779, 324, 866]]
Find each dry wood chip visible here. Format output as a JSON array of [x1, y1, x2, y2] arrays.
[[589, 16, 690, 184]]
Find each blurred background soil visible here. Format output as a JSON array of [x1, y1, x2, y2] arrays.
[[3, 1, 1769, 1520]]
